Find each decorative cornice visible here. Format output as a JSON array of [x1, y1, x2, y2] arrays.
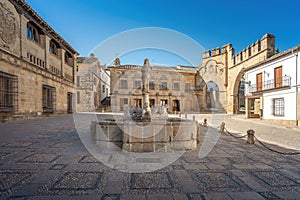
[[10, 0, 79, 55]]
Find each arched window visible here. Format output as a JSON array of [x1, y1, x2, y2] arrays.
[[64, 51, 73, 66], [49, 40, 59, 56], [26, 22, 42, 44]]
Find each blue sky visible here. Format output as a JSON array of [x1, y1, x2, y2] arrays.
[[26, 0, 300, 66]]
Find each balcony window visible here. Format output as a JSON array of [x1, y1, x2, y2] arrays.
[[26, 22, 40, 43], [65, 52, 73, 66], [248, 75, 291, 93], [49, 40, 59, 56]]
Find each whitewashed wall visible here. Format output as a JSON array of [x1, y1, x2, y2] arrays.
[[245, 50, 300, 120]]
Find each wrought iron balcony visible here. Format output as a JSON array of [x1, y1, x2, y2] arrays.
[[248, 75, 291, 93]]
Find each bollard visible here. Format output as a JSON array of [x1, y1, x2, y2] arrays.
[[202, 118, 208, 127], [220, 122, 225, 134], [193, 115, 195, 121], [246, 129, 255, 144]]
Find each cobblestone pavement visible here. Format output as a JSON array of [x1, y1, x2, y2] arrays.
[[0, 114, 300, 199]]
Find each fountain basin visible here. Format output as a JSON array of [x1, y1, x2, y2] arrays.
[[91, 117, 199, 152]]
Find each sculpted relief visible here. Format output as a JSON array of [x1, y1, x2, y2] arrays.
[[199, 60, 225, 77], [0, 2, 18, 45]]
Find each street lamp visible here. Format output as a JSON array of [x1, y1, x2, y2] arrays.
[[241, 76, 251, 85]]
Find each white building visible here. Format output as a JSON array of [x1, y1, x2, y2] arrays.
[[76, 54, 110, 112], [244, 46, 300, 126]]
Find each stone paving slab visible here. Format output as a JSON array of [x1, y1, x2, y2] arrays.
[[0, 114, 300, 199]]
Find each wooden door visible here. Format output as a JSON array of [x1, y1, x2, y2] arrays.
[[274, 66, 282, 88], [256, 73, 262, 91]]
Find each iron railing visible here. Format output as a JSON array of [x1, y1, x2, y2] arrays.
[[248, 75, 291, 93]]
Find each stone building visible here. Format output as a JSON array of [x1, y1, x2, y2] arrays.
[[109, 33, 276, 114], [0, 0, 78, 120], [200, 33, 275, 113], [108, 58, 205, 113], [76, 54, 110, 112]]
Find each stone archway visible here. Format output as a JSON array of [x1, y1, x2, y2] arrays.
[[206, 81, 220, 111], [199, 59, 227, 112], [232, 70, 245, 114]]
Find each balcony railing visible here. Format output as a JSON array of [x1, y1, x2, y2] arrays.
[[248, 75, 291, 93]]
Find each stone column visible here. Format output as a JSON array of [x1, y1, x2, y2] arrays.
[[142, 58, 151, 121]]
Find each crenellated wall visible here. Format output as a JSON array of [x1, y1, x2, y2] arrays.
[[199, 33, 275, 113]]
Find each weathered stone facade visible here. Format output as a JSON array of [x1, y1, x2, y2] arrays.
[[76, 55, 110, 112], [109, 34, 275, 114], [108, 59, 205, 113], [0, 0, 78, 120], [108, 58, 203, 113], [200, 33, 275, 113]]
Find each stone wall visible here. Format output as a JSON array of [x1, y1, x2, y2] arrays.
[[76, 57, 110, 112], [109, 63, 203, 113], [0, 0, 77, 120], [201, 34, 275, 113]]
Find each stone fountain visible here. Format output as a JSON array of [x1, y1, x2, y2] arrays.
[[91, 58, 199, 152]]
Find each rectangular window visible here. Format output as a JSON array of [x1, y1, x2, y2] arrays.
[[77, 92, 80, 104], [273, 98, 284, 116], [150, 99, 155, 107], [274, 66, 283, 88], [102, 85, 105, 93], [161, 82, 167, 90], [67, 92, 73, 113], [135, 81, 141, 89], [173, 82, 180, 90], [149, 82, 155, 90], [185, 83, 191, 92], [0, 71, 18, 112], [42, 85, 56, 113], [134, 99, 142, 108], [76, 76, 80, 87], [160, 99, 168, 106], [120, 80, 128, 89]]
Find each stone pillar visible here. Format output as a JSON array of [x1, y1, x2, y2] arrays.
[[247, 129, 255, 144], [142, 58, 151, 121]]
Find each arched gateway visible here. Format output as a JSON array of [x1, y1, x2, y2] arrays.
[[109, 34, 275, 114], [199, 33, 275, 114]]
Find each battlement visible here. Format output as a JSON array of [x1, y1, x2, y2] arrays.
[[202, 33, 275, 65], [202, 43, 233, 59]]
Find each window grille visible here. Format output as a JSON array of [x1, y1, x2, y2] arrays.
[[0, 71, 18, 112], [273, 98, 284, 116]]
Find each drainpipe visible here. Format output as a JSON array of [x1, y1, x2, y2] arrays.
[[296, 51, 298, 126]]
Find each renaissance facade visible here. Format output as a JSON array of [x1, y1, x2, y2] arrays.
[[108, 58, 206, 113], [0, 0, 78, 120]]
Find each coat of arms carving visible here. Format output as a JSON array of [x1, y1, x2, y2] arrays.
[[0, 2, 18, 44]]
